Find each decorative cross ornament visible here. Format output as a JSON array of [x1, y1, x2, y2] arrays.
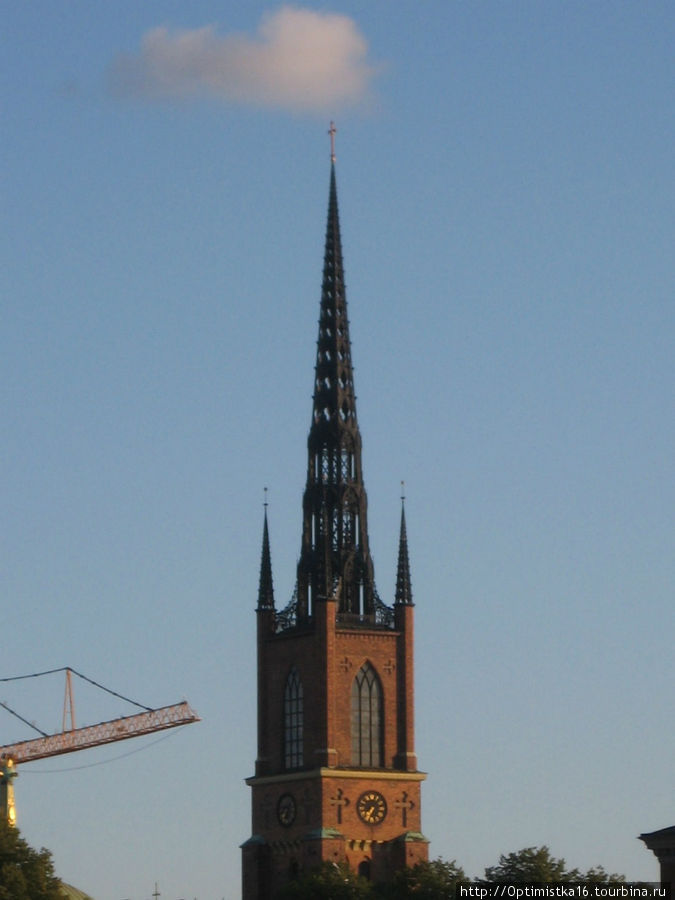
[[394, 791, 415, 827], [330, 787, 350, 824], [301, 787, 316, 824], [261, 792, 274, 827]]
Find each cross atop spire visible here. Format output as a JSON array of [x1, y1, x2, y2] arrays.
[[328, 121, 337, 163]]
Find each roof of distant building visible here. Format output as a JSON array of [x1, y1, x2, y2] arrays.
[[61, 883, 95, 900]]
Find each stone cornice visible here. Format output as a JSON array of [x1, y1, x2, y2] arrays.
[[246, 767, 427, 787]]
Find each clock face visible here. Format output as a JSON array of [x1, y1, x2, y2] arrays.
[[277, 792, 297, 827], [356, 790, 387, 825]]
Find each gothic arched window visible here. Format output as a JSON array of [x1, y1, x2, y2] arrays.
[[284, 667, 304, 769], [351, 662, 383, 766]]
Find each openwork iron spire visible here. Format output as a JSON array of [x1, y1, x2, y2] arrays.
[[257, 497, 275, 611], [292, 156, 385, 625]]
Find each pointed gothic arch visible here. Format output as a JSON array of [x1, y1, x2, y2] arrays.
[[351, 662, 383, 766], [283, 667, 303, 769]]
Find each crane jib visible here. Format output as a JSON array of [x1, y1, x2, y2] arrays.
[[0, 701, 200, 765]]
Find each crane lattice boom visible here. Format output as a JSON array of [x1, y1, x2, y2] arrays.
[[0, 701, 199, 764]]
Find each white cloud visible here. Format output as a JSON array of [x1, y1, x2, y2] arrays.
[[109, 6, 377, 113]]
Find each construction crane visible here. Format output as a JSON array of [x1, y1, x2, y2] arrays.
[[0, 667, 199, 825]]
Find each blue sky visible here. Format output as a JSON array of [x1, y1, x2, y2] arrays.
[[3, 2, 674, 897]]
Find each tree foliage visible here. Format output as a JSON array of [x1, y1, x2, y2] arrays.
[[277, 847, 626, 899], [483, 846, 568, 882], [278, 857, 466, 899], [482, 846, 625, 884], [274, 846, 625, 900], [384, 858, 467, 898], [277, 861, 374, 899], [0, 822, 64, 900]]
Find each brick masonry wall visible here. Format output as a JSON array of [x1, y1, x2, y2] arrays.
[[250, 771, 424, 841], [258, 617, 416, 775], [246, 602, 426, 897]]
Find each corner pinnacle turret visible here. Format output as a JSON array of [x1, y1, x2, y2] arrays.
[[257, 493, 274, 611], [395, 490, 413, 606]]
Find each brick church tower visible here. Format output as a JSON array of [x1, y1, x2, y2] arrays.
[[242, 136, 428, 899]]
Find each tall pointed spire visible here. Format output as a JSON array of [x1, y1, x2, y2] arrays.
[[293, 136, 383, 624], [310, 158, 358, 432], [395, 488, 413, 606], [257, 492, 275, 611]]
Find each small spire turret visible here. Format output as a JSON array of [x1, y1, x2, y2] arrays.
[[395, 487, 413, 606], [257, 491, 275, 611]]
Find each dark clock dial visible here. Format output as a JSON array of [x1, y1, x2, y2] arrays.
[[277, 792, 297, 827], [356, 790, 387, 825]]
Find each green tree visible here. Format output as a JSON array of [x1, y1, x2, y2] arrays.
[[0, 822, 64, 900], [483, 846, 569, 882], [382, 858, 467, 898], [277, 861, 374, 899], [581, 866, 625, 884], [482, 846, 625, 884], [278, 858, 467, 899]]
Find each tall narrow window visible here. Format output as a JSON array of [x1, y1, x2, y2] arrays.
[[284, 667, 303, 769], [351, 663, 383, 766]]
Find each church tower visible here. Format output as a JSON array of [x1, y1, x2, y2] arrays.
[[242, 133, 428, 899]]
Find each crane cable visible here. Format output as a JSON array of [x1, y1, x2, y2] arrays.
[[0, 700, 49, 737], [0, 667, 155, 738], [0, 666, 153, 711]]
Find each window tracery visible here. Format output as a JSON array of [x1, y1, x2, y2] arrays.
[[351, 662, 383, 766], [284, 667, 303, 769]]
